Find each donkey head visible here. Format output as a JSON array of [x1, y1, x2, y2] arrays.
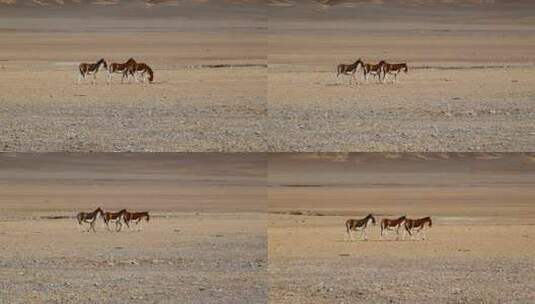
[[367, 214, 376, 225]]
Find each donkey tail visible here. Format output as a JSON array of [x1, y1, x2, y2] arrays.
[[146, 66, 154, 82], [380, 222, 384, 235]]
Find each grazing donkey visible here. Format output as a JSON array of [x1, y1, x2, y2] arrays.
[[123, 61, 154, 83]]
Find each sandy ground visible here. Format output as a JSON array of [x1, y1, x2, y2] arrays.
[[269, 215, 535, 304], [267, 14, 535, 151], [0, 62, 266, 152], [268, 153, 535, 303], [0, 153, 267, 303], [268, 66, 535, 152], [0, 214, 266, 304], [2, 152, 535, 303], [2, 3, 535, 152], [0, 17, 267, 152]]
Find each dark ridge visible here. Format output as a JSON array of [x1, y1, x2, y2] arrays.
[[199, 63, 268, 69], [41, 215, 72, 220], [280, 184, 323, 188]]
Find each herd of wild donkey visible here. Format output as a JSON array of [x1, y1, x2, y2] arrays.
[[78, 57, 407, 85], [337, 59, 408, 85], [346, 214, 432, 241], [77, 207, 150, 232], [78, 58, 154, 84]]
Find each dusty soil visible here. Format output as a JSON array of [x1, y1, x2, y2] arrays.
[[0, 214, 266, 304], [269, 215, 535, 304], [268, 153, 535, 303], [0, 153, 267, 303], [0, 63, 266, 152], [268, 66, 535, 152], [2, 3, 535, 152], [0, 17, 267, 152], [267, 8, 535, 151]]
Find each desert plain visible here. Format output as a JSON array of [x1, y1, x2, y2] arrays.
[[0, 2, 267, 152], [1, 1, 535, 152], [268, 153, 535, 303], [0, 153, 267, 304], [267, 1, 535, 151]]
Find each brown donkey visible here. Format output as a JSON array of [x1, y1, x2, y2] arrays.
[[337, 59, 364, 85], [362, 60, 386, 83], [76, 207, 103, 232], [123, 211, 150, 231], [102, 209, 128, 232], [107, 58, 136, 84], [382, 62, 408, 83], [380, 215, 407, 239], [404, 216, 432, 240], [346, 214, 376, 241], [78, 59, 107, 84], [124, 62, 154, 83]]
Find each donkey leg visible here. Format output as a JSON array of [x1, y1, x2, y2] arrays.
[[418, 228, 424, 240]]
